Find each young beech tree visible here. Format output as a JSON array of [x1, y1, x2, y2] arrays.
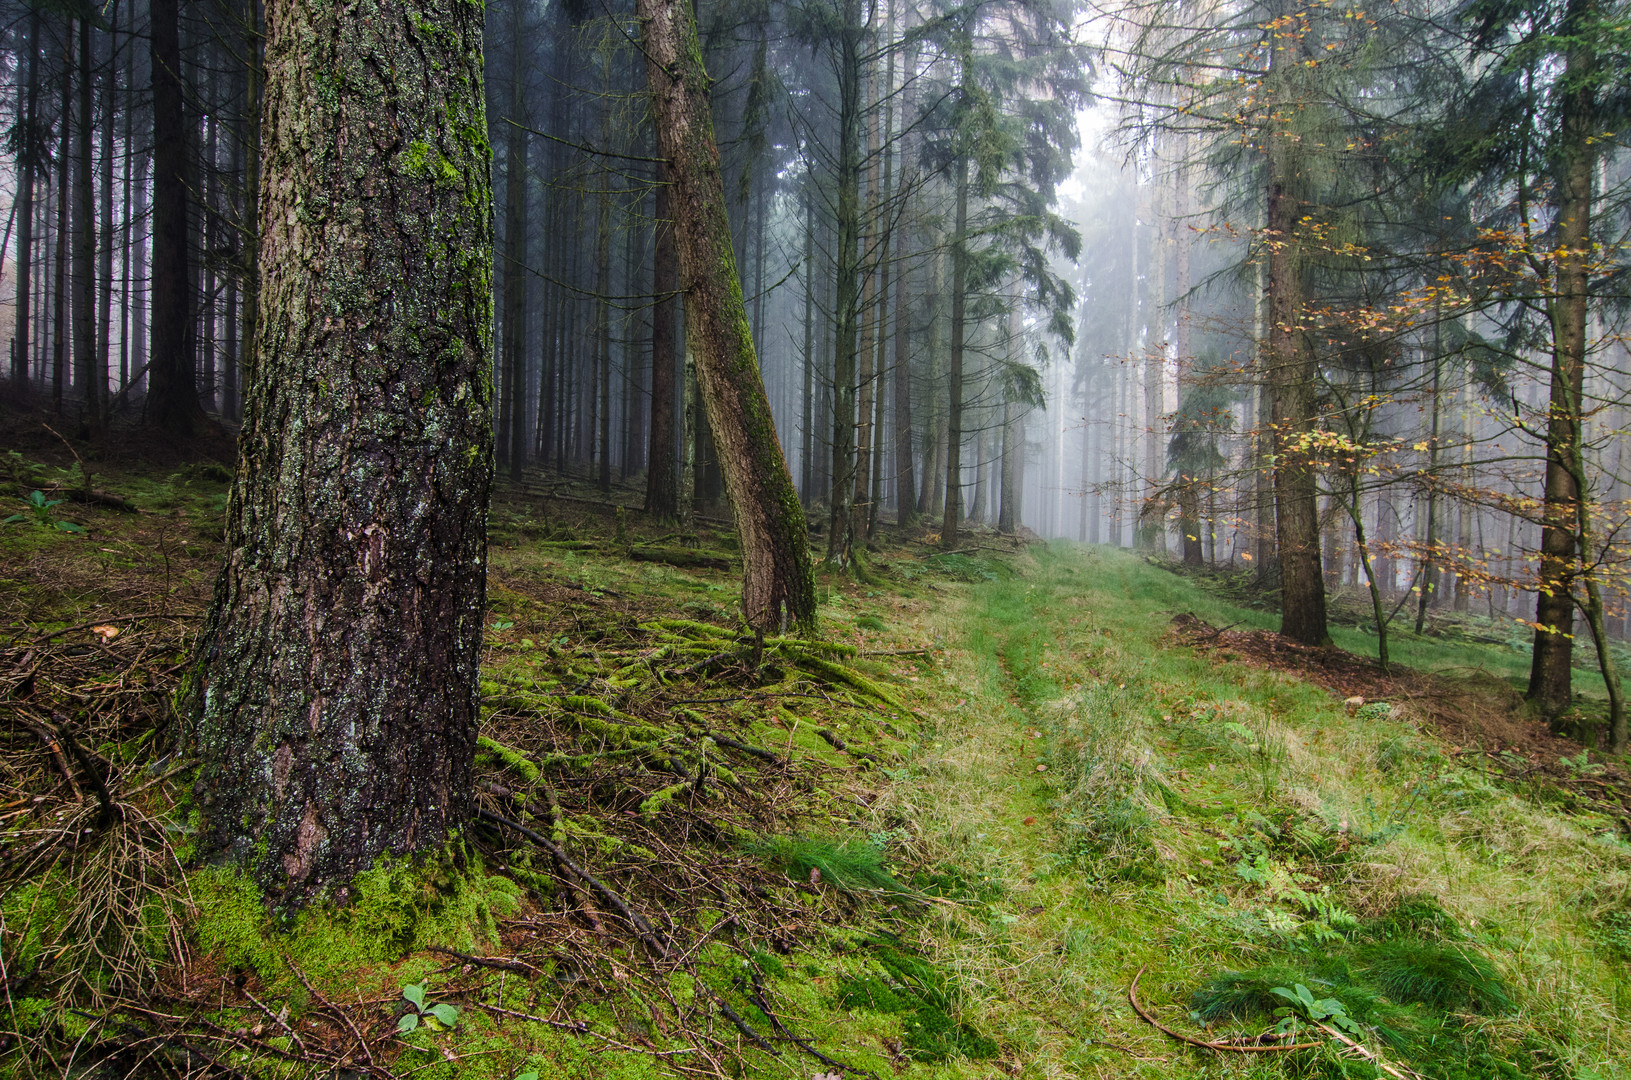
[[638, 0, 818, 634], [185, 0, 493, 903]]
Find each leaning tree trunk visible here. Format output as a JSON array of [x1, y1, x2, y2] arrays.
[[637, 0, 817, 634], [186, 0, 493, 905]]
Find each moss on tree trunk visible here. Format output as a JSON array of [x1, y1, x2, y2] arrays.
[[185, 0, 493, 906], [636, 0, 817, 634]]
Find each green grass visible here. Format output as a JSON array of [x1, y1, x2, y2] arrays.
[[8, 461, 1626, 1080], [865, 542, 1628, 1080]]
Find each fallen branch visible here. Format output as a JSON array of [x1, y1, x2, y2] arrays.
[[704, 731, 786, 767], [1312, 1020, 1419, 1080], [817, 728, 880, 764], [747, 969, 875, 1078], [1128, 967, 1322, 1054], [476, 809, 669, 958], [424, 944, 540, 975]]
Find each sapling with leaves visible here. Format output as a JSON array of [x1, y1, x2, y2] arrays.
[[4, 491, 86, 534], [396, 982, 459, 1034]]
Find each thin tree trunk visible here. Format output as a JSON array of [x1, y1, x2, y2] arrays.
[[73, 16, 102, 434], [941, 155, 968, 547], [645, 173, 679, 518], [1415, 336, 1442, 635], [52, 33, 71, 418], [11, 8, 39, 393], [97, 4, 117, 410], [501, 29, 528, 481], [891, 199, 914, 528], [853, 59, 879, 545], [799, 183, 814, 505]]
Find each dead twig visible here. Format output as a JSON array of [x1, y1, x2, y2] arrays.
[[1128, 966, 1323, 1054], [424, 944, 541, 975], [477, 809, 670, 958]]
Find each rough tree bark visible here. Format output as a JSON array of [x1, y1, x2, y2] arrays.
[[826, 0, 864, 564], [1530, 0, 1621, 751], [186, 0, 493, 904], [637, 0, 817, 633]]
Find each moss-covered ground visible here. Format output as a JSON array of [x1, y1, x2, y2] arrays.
[[1, 443, 1626, 1079]]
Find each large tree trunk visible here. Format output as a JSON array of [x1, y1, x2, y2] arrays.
[[148, 0, 203, 436], [187, 0, 493, 904], [1530, 0, 1608, 735], [637, 0, 817, 634]]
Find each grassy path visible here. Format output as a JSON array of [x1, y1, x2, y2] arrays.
[[863, 544, 1626, 1080]]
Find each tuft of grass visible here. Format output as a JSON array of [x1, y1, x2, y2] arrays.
[[1363, 892, 1467, 942], [837, 943, 999, 1061], [1356, 937, 1513, 1014], [747, 836, 903, 894]]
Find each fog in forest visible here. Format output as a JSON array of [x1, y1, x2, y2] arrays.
[[1, 0, 1627, 652]]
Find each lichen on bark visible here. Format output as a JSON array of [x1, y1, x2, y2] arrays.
[[184, 0, 494, 906]]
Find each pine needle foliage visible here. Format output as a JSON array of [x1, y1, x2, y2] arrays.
[[747, 836, 903, 894]]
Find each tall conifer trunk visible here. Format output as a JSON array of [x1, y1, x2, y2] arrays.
[[187, 0, 493, 903], [1263, 14, 1329, 647], [645, 175, 679, 518], [11, 8, 39, 392], [149, 0, 203, 435], [941, 156, 969, 547], [72, 17, 101, 434]]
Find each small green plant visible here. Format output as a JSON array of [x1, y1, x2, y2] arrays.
[[3, 490, 85, 533], [1559, 752, 1604, 776], [396, 983, 458, 1034], [1269, 982, 1363, 1036]]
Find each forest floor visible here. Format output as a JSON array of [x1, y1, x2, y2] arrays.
[[1, 433, 1628, 1080]]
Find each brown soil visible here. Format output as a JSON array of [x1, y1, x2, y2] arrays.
[[1168, 612, 1631, 827]]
